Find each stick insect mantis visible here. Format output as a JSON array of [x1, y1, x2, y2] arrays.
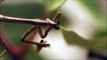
[[0, 8, 61, 56], [20, 9, 61, 54]]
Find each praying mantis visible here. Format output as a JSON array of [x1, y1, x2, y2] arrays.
[[0, 8, 61, 56], [20, 9, 61, 54]]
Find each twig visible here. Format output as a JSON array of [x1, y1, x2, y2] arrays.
[[0, 15, 57, 26], [0, 50, 6, 57]]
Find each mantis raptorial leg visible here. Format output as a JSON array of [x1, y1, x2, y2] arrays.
[[20, 9, 61, 55], [20, 9, 61, 46]]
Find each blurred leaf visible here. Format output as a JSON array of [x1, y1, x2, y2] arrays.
[[60, 26, 92, 48], [80, 0, 106, 31], [80, 0, 102, 18], [1, 22, 31, 46], [3, 54, 12, 60], [60, 26, 107, 51], [0, 45, 4, 53], [0, 45, 6, 58], [93, 30, 107, 38], [0, 3, 44, 18], [43, 0, 66, 12]]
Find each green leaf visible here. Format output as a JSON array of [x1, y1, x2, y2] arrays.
[[60, 26, 107, 50], [43, 0, 66, 12]]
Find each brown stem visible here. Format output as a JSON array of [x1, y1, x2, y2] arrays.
[[0, 14, 57, 26]]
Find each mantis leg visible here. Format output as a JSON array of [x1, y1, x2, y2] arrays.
[[20, 8, 61, 45], [21, 26, 37, 41], [21, 26, 38, 44], [20, 26, 50, 47], [38, 10, 61, 38], [52, 8, 61, 24], [38, 26, 52, 38]]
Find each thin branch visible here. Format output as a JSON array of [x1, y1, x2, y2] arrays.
[[0, 14, 57, 26], [0, 50, 6, 57]]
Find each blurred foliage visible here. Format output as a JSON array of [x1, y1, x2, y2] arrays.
[[0, 3, 45, 18], [3, 53, 13, 60], [0, 45, 5, 55], [1, 23, 31, 46], [60, 26, 107, 51], [25, 47, 43, 60], [43, 0, 66, 13], [93, 30, 107, 38], [80, 0, 106, 32], [80, 0, 102, 19], [0, 45, 12, 60]]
